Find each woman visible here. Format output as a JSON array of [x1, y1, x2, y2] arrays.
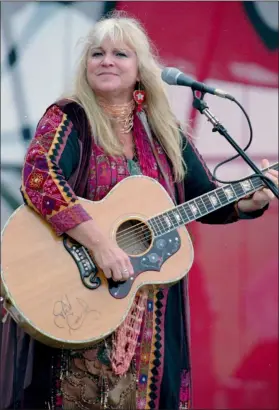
[[1, 12, 278, 410]]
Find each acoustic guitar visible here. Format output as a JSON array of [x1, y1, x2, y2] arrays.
[[1, 163, 277, 349]]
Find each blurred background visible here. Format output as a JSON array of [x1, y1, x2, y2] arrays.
[[1, 1, 278, 409]]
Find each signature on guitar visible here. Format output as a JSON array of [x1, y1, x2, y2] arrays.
[[53, 294, 100, 334]]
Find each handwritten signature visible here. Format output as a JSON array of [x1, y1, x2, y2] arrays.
[[53, 295, 100, 333]]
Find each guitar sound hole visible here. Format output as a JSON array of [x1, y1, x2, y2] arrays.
[[116, 219, 153, 256]]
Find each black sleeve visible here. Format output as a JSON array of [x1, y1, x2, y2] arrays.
[[182, 135, 267, 224], [58, 128, 80, 180]]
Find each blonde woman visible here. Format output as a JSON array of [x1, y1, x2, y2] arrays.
[[2, 12, 277, 410]]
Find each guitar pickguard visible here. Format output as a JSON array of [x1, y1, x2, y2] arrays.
[[108, 230, 181, 299], [63, 230, 181, 299], [63, 236, 101, 290]]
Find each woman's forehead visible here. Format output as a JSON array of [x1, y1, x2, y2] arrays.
[[91, 35, 135, 52]]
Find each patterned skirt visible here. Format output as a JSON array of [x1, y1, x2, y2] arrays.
[[52, 339, 137, 410]]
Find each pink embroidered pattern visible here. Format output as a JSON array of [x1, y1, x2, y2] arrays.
[[135, 290, 155, 410], [87, 144, 129, 202], [49, 204, 92, 236], [179, 369, 191, 409], [21, 105, 92, 235]]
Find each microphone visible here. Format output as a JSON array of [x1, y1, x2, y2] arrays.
[[161, 67, 234, 101]]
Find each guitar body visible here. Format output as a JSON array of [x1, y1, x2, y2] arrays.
[[1, 176, 194, 349]]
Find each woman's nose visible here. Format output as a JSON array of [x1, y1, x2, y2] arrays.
[[101, 53, 114, 66]]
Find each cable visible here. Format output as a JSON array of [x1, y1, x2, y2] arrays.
[[210, 96, 274, 188]]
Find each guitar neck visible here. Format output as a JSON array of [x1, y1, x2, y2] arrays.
[[148, 162, 278, 236]]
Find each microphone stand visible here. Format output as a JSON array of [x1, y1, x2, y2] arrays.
[[192, 91, 279, 199]]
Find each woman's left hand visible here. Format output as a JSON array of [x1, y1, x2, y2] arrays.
[[237, 159, 278, 213]]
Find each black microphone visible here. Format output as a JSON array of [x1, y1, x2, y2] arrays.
[[161, 67, 234, 101]]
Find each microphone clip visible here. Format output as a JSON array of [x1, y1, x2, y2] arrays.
[[192, 90, 209, 114]]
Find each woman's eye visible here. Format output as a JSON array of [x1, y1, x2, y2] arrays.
[[92, 52, 103, 57], [116, 52, 127, 57]]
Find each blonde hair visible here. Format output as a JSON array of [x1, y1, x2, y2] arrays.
[[67, 11, 185, 181]]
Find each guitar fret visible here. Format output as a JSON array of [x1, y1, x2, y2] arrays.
[[221, 186, 236, 202], [152, 217, 164, 235], [233, 182, 245, 197], [147, 162, 278, 237], [208, 191, 221, 208], [229, 184, 238, 199], [148, 218, 158, 236], [240, 179, 254, 194], [188, 200, 202, 218], [253, 177, 262, 190], [163, 214, 172, 229], [183, 202, 195, 220], [167, 210, 180, 228], [157, 216, 167, 233], [216, 188, 228, 205], [176, 206, 189, 224], [177, 207, 185, 222], [173, 209, 183, 224], [250, 177, 258, 190], [195, 197, 207, 215], [202, 194, 215, 212], [200, 196, 210, 213]]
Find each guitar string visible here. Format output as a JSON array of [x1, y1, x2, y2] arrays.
[[115, 176, 271, 250], [116, 190, 257, 247], [81, 170, 277, 260], [115, 177, 266, 245], [114, 164, 278, 242], [88, 166, 277, 247], [80, 167, 277, 262]]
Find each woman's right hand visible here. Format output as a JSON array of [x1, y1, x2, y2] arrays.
[[90, 238, 134, 282], [66, 219, 134, 282]]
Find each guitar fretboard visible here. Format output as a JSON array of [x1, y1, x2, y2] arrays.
[[148, 163, 278, 236]]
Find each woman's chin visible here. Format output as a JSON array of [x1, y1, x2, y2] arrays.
[[94, 85, 120, 94]]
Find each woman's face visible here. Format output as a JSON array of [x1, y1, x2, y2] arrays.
[[87, 37, 139, 102]]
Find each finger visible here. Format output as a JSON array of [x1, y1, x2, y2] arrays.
[[264, 173, 278, 189], [125, 256, 134, 276], [254, 188, 274, 203], [111, 268, 122, 282], [103, 268, 112, 279], [117, 261, 130, 280], [253, 188, 272, 202], [119, 256, 134, 277], [267, 169, 278, 178], [266, 171, 278, 183], [121, 268, 130, 281], [261, 158, 269, 169], [262, 188, 275, 201]]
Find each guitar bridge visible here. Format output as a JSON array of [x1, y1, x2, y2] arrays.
[[63, 236, 101, 290]]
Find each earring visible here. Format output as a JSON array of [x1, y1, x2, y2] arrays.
[[133, 82, 146, 112]]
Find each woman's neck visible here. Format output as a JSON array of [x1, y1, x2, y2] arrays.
[[97, 97, 135, 134]]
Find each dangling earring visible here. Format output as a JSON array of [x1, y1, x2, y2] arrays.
[[133, 81, 146, 112]]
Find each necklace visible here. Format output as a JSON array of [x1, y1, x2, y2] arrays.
[[98, 98, 135, 133]]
